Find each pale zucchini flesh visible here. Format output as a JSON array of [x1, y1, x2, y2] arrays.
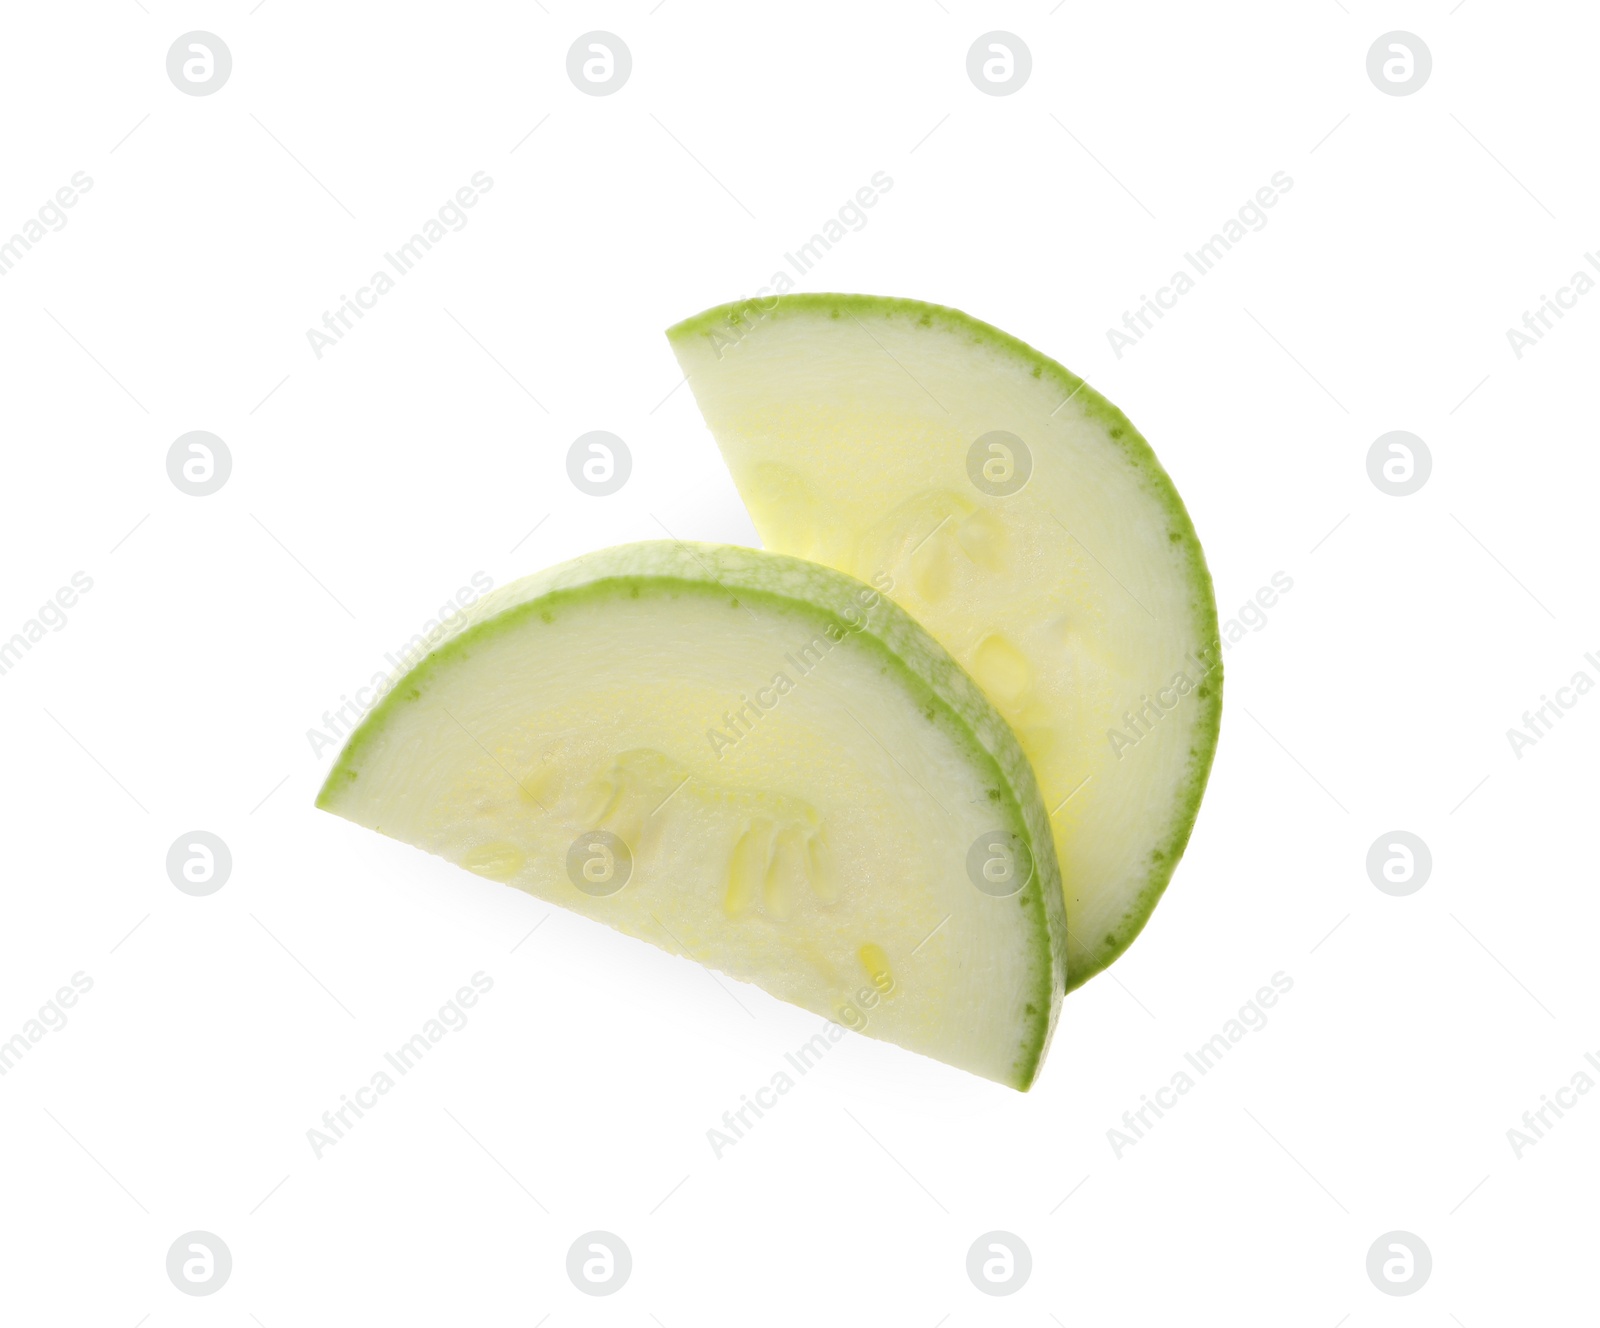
[[318, 542, 1066, 1088], [668, 296, 1222, 988]]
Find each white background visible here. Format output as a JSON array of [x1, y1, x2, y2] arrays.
[[1, 2, 1595, 1323]]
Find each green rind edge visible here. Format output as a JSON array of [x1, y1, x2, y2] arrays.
[[666, 293, 1224, 991], [317, 540, 1067, 1090]]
